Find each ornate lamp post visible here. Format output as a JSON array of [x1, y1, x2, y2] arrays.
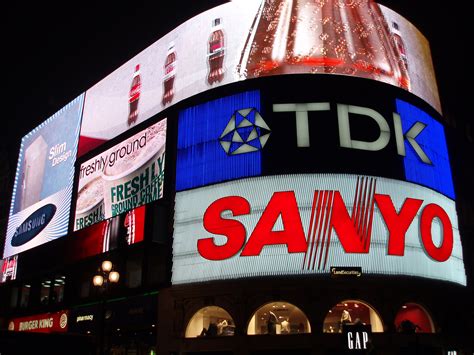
[[92, 260, 120, 355]]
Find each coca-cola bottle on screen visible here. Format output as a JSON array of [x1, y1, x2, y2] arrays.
[[162, 42, 177, 106], [128, 64, 141, 126], [238, 0, 410, 90], [391, 21, 409, 71], [207, 17, 225, 85], [124, 210, 136, 245]]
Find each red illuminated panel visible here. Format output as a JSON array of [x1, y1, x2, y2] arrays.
[[69, 206, 146, 262], [8, 310, 69, 333]]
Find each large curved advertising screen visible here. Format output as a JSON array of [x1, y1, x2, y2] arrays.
[[78, 0, 440, 157], [172, 174, 466, 286], [3, 95, 84, 258]]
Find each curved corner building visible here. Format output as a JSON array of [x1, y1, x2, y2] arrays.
[[2, 1, 470, 354]]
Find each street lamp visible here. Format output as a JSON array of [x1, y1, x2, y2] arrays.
[[92, 260, 120, 355], [93, 260, 120, 288]]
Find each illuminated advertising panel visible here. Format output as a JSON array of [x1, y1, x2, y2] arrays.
[[8, 310, 69, 333], [4, 95, 84, 258], [74, 120, 166, 231], [176, 88, 454, 199], [69, 206, 145, 262], [172, 174, 466, 285], [1, 255, 18, 283], [78, 0, 440, 157]]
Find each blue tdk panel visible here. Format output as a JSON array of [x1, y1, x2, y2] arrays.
[[176, 91, 262, 191], [396, 99, 455, 199]]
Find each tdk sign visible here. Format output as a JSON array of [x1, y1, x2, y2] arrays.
[[274, 102, 431, 164], [176, 91, 454, 199]]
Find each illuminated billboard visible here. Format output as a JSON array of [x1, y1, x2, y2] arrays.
[[1, 255, 18, 283], [4, 95, 84, 259], [172, 174, 466, 286], [176, 88, 454, 199], [69, 206, 145, 262], [78, 0, 440, 157], [74, 119, 166, 231], [8, 310, 69, 333]]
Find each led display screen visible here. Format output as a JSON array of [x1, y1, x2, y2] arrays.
[[74, 119, 166, 231], [397, 99, 455, 199], [172, 174, 466, 286], [69, 206, 145, 262], [4, 95, 84, 258], [176, 85, 454, 200], [1, 255, 18, 283], [78, 0, 440, 157]]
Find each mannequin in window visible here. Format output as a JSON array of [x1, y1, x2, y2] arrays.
[[267, 311, 278, 334], [339, 309, 352, 332], [281, 317, 290, 334], [217, 319, 228, 335]]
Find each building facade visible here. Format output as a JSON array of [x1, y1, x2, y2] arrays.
[[1, 1, 473, 354]]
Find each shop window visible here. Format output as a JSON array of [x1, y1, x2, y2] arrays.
[[10, 286, 19, 308], [19, 284, 31, 308], [247, 301, 311, 335], [395, 303, 435, 333], [323, 300, 383, 333], [126, 256, 142, 288], [51, 276, 66, 303], [40, 280, 51, 305], [185, 306, 235, 338]]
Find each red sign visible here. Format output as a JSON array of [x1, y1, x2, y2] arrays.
[[8, 310, 69, 333], [198, 177, 453, 266]]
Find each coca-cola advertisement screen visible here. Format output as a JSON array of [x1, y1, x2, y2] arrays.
[[1, 255, 18, 283], [172, 174, 466, 286], [74, 120, 166, 231], [3, 95, 84, 259], [78, 0, 440, 157]]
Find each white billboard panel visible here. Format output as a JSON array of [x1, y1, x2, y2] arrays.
[[172, 174, 465, 285]]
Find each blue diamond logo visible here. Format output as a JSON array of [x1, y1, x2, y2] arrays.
[[219, 108, 271, 155]]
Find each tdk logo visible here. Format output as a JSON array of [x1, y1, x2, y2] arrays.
[[218, 108, 271, 155], [218, 102, 432, 165], [273, 102, 432, 164]]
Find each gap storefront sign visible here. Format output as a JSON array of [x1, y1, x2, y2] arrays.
[[172, 174, 465, 285]]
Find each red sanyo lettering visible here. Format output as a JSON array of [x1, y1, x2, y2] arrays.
[[197, 192, 454, 263]]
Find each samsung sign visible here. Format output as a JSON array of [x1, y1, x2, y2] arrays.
[[172, 174, 465, 285], [176, 91, 454, 199]]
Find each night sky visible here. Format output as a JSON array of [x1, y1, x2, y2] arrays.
[[5, 0, 472, 195]]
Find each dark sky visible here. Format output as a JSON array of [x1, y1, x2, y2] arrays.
[[6, 0, 472, 175]]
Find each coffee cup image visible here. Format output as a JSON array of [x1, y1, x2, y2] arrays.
[[102, 121, 166, 218], [75, 177, 105, 231]]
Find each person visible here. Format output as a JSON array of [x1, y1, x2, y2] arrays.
[[339, 309, 352, 332], [281, 318, 290, 333], [267, 311, 278, 334], [398, 319, 421, 333], [207, 322, 218, 336]]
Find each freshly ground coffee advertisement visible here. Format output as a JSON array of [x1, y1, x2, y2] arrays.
[[74, 119, 166, 231]]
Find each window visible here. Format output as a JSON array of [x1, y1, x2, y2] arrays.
[[40, 280, 51, 305], [247, 301, 311, 335], [323, 300, 383, 333], [19, 284, 31, 308], [126, 256, 142, 288], [395, 303, 435, 333], [51, 276, 66, 303], [185, 306, 235, 338]]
